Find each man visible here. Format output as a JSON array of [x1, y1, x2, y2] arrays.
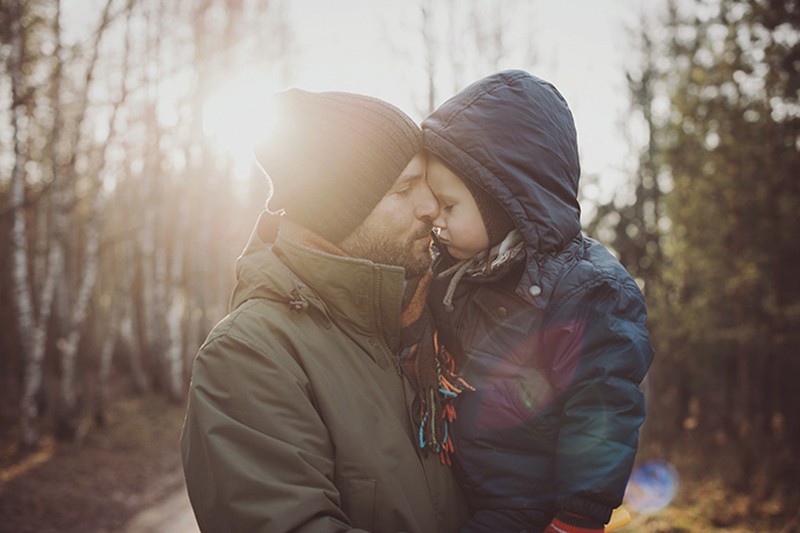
[[180, 89, 467, 532]]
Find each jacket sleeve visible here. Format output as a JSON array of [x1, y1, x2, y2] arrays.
[[180, 325, 366, 533], [542, 275, 654, 524]]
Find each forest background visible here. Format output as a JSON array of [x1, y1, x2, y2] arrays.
[[1, 0, 798, 531]]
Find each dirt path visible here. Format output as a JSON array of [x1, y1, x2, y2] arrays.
[[0, 396, 195, 532], [124, 486, 199, 533]]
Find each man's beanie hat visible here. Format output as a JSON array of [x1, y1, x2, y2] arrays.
[[254, 89, 422, 244]]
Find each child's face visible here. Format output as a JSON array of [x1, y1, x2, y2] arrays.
[[427, 156, 490, 260]]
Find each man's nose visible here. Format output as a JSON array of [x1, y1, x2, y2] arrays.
[[415, 182, 440, 222]]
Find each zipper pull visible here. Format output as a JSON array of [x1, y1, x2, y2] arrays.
[[288, 288, 308, 312]]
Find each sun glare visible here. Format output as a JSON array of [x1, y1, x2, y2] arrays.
[[203, 70, 283, 180]]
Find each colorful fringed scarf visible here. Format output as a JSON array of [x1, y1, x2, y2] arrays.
[[400, 272, 474, 465], [268, 215, 473, 465]]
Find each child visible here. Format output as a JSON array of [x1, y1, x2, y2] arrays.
[[422, 70, 654, 533]]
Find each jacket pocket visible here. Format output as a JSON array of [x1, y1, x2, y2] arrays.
[[340, 477, 376, 530], [464, 290, 541, 367]]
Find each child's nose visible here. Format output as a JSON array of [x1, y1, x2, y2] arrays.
[[432, 211, 445, 230], [415, 182, 440, 222]]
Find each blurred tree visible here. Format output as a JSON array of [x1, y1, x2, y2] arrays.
[[6, 0, 41, 448], [1, 0, 291, 448], [4, 0, 136, 445], [54, 0, 134, 440], [593, 0, 800, 509], [665, 0, 798, 500], [583, 10, 679, 452], [415, 0, 537, 115], [584, 15, 665, 290]]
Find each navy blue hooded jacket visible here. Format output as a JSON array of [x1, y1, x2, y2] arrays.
[[422, 70, 654, 529]]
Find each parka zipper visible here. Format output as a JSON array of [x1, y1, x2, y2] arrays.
[[373, 267, 403, 377]]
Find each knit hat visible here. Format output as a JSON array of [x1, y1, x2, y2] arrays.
[[460, 177, 515, 247], [254, 88, 422, 244]]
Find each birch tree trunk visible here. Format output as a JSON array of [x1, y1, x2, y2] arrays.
[[55, 0, 131, 438], [8, 0, 41, 448], [13, 0, 81, 448], [120, 310, 149, 392], [167, 0, 214, 390], [57, 187, 103, 435], [7, 0, 68, 449], [165, 248, 186, 401], [93, 251, 147, 425], [420, 0, 437, 115], [136, 0, 170, 392], [94, 5, 146, 424], [95, 311, 118, 427]]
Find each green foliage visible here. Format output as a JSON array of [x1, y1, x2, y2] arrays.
[[659, 0, 799, 435], [589, 0, 800, 507]]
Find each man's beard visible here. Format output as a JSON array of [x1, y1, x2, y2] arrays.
[[340, 223, 433, 278]]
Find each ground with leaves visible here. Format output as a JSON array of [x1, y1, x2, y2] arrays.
[[0, 395, 797, 533], [0, 395, 186, 533], [625, 479, 796, 532], [624, 440, 798, 533]]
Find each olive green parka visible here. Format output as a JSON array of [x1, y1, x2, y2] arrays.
[[180, 215, 467, 532]]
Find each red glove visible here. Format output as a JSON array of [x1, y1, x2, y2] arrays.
[[544, 511, 604, 533]]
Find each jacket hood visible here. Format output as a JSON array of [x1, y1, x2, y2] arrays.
[[230, 217, 298, 312], [422, 70, 581, 255]]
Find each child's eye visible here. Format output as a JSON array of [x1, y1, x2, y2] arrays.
[[393, 187, 411, 196], [443, 204, 454, 211]]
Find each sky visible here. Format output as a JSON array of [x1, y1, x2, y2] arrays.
[[61, 0, 655, 210], [280, 0, 652, 206]]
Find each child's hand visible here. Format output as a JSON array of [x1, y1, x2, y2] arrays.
[[604, 507, 632, 531]]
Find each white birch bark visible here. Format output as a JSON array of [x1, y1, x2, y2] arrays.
[[165, 287, 186, 401], [30, 0, 70, 438], [120, 311, 149, 392], [57, 189, 102, 419], [139, 182, 158, 349], [93, 259, 146, 421], [8, 1, 40, 448], [26, 196, 67, 439], [96, 0, 144, 416], [137, 0, 173, 394], [55, 0, 128, 430], [7, 0, 68, 448], [95, 312, 118, 425], [163, 188, 188, 400]]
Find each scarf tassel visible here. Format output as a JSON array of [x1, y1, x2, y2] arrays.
[[416, 333, 475, 465]]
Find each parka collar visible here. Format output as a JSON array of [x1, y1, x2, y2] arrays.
[[232, 213, 406, 353]]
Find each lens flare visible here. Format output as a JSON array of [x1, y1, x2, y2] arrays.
[[203, 69, 282, 180], [624, 460, 679, 514]]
